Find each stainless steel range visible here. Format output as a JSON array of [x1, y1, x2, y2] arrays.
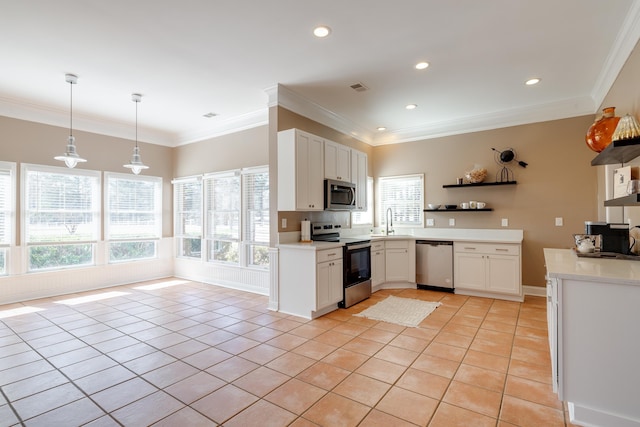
[[311, 222, 372, 308]]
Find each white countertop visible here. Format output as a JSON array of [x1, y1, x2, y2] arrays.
[[278, 228, 523, 248], [544, 248, 640, 286]]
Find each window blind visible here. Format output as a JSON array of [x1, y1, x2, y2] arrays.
[[106, 173, 162, 240], [378, 174, 424, 227], [242, 168, 269, 245], [24, 165, 100, 243]]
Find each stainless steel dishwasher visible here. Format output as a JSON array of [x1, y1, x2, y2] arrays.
[[416, 240, 454, 291]]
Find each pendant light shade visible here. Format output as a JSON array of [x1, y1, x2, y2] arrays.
[[55, 74, 86, 168], [123, 93, 149, 175]]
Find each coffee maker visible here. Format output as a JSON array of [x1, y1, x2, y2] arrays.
[[585, 222, 633, 254]]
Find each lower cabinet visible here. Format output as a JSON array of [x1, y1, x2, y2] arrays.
[[384, 240, 416, 284], [316, 250, 343, 310], [454, 242, 522, 301], [371, 241, 386, 287], [278, 245, 344, 319]]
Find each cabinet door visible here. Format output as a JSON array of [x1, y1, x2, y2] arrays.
[[385, 248, 410, 282], [317, 260, 343, 309], [454, 252, 486, 290], [329, 259, 344, 305], [351, 150, 368, 210], [324, 140, 350, 181], [316, 260, 332, 309], [486, 254, 519, 295], [371, 248, 385, 286], [296, 133, 324, 210]]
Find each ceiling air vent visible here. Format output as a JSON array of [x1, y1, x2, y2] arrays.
[[203, 112, 218, 118], [349, 82, 368, 92]]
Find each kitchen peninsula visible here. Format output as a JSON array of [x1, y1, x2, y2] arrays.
[[544, 248, 640, 427]]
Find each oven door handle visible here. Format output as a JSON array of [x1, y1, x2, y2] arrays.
[[345, 243, 371, 251]]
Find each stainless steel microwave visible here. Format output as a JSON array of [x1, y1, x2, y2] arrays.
[[324, 179, 356, 210]]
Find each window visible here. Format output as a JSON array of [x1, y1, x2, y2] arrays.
[[204, 171, 240, 263], [378, 174, 424, 227], [23, 164, 100, 271], [243, 167, 269, 268], [0, 162, 16, 275], [352, 176, 374, 226], [173, 177, 202, 259], [105, 173, 162, 262]]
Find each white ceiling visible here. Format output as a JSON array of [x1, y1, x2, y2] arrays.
[[1, 0, 639, 147]]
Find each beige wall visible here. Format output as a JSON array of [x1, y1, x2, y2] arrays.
[[0, 115, 174, 240], [172, 125, 268, 177], [372, 116, 598, 287]]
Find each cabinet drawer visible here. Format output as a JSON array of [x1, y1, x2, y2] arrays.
[[454, 242, 520, 256], [371, 241, 385, 251], [385, 240, 409, 249], [317, 248, 343, 263]]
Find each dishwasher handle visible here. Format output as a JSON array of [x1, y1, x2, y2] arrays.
[[416, 240, 453, 246]]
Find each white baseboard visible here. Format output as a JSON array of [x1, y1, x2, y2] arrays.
[[523, 285, 546, 297]]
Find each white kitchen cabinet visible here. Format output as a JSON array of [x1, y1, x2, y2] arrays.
[[454, 242, 522, 301], [316, 249, 343, 310], [371, 241, 386, 288], [277, 128, 324, 211], [350, 149, 368, 211], [324, 140, 351, 182], [384, 240, 416, 284], [278, 245, 344, 319]]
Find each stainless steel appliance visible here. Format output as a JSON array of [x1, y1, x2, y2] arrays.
[[324, 179, 356, 210], [585, 222, 633, 254], [416, 240, 454, 291], [311, 222, 372, 308]]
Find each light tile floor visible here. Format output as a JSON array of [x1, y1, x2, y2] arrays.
[[0, 278, 578, 426]]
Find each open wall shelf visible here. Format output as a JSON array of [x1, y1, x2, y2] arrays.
[[442, 181, 517, 188]]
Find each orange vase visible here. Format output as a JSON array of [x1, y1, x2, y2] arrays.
[[585, 107, 620, 152]]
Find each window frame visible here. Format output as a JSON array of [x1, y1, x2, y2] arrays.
[[203, 170, 241, 265], [377, 173, 424, 228], [172, 175, 203, 260], [21, 163, 101, 272], [241, 166, 269, 269], [104, 172, 162, 263], [0, 161, 16, 276]]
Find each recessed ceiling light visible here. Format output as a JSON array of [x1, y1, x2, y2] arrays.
[[525, 78, 541, 86], [406, 104, 417, 110], [415, 62, 429, 70], [313, 26, 331, 38], [377, 127, 387, 131]]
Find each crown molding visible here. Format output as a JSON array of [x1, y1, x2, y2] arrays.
[[273, 84, 375, 144], [372, 96, 596, 146], [174, 109, 269, 146], [590, 1, 640, 110]]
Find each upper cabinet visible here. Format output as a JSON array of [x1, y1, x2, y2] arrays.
[[278, 129, 325, 211], [324, 140, 351, 181], [351, 149, 368, 211]]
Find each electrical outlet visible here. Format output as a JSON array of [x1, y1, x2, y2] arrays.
[[449, 218, 455, 226], [426, 218, 434, 226], [281, 218, 287, 229], [555, 217, 563, 226], [501, 218, 509, 227]]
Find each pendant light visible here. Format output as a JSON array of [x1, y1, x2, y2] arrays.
[[123, 93, 149, 175], [54, 74, 87, 168]]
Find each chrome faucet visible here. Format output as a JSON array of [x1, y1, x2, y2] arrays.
[[386, 207, 394, 235]]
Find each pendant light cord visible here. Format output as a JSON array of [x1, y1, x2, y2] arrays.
[[135, 99, 138, 148], [69, 80, 73, 138]]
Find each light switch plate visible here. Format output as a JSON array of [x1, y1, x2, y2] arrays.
[[555, 217, 563, 226], [449, 218, 455, 226], [501, 218, 509, 227], [426, 218, 435, 226], [281, 218, 287, 228]]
